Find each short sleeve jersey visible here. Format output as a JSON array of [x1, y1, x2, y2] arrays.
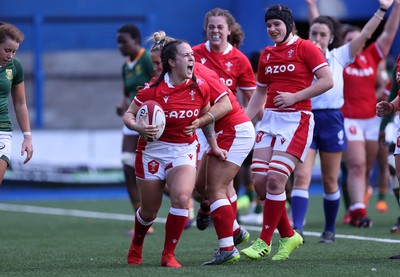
[[311, 43, 353, 110], [257, 36, 328, 111], [134, 73, 210, 144], [194, 63, 250, 132], [122, 49, 154, 101], [193, 41, 256, 96], [0, 57, 24, 131], [341, 42, 384, 119]]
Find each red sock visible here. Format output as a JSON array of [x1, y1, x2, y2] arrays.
[[277, 208, 294, 238], [211, 199, 234, 251], [132, 209, 153, 246], [259, 197, 285, 245], [163, 208, 188, 255]]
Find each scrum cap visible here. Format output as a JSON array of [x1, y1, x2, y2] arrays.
[[265, 4, 294, 42]]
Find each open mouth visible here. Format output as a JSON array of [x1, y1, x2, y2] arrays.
[[211, 34, 221, 40], [187, 63, 194, 75]]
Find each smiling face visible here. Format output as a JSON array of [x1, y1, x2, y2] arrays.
[[168, 42, 195, 84], [266, 19, 288, 44], [309, 23, 332, 54], [0, 38, 19, 67], [206, 15, 230, 51]]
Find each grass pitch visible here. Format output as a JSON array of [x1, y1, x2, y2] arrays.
[[1, 192, 400, 276]]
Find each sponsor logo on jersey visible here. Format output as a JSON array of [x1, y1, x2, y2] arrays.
[[225, 61, 233, 72], [220, 77, 233, 87], [148, 160, 160, 174], [265, 64, 295, 74], [163, 96, 169, 103], [200, 58, 207, 64], [266, 53, 270, 61], [5, 69, 13, 81], [188, 153, 193, 160], [345, 66, 374, 77], [165, 109, 200, 119], [280, 138, 286, 145]]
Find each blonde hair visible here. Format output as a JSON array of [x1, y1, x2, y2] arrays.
[[146, 31, 175, 52]]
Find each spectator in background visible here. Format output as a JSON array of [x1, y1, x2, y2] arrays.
[[192, 7, 257, 233], [240, 4, 333, 261], [115, 24, 154, 236], [290, 0, 395, 244], [0, 22, 33, 183], [341, 0, 400, 228]]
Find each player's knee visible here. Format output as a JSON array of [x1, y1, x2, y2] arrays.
[[121, 152, 136, 168], [251, 158, 269, 175]]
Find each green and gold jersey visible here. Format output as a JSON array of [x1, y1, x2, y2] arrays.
[[122, 49, 154, 101], [0, 57, 24, 131]]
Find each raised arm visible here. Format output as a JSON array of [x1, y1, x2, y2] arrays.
[[305, 0, 320, 23], [376, 0, 400, 56], [348, 0, 394, 58]]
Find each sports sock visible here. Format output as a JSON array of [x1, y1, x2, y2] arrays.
[[132, 208, 154, 246], [259, 192, 286, 245], [211, 198, 234, 251], [291, 189, 309, 230], [162, 208, 188, 255], [323, 190, 340, 233]]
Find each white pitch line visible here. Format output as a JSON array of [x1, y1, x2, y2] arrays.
[[1, 203, 400, 244]]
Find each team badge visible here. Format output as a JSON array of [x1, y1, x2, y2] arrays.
[[135, 64, 143, 74], [360, 55, 367, 64], [225, 61, 233, 72], [288, 49, 294, 58], [148, 160, 160, 174], [5, 69, 13, 81], [349, 125, 357, 135], [189, 90, 196, 101], [256, 131, 264, 143]]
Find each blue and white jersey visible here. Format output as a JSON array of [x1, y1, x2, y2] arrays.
[[311, 43, 354, 110]]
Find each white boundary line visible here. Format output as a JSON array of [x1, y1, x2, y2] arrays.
[[1, 203, 400, 244]]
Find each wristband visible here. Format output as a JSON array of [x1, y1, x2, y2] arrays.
[[379, 7, 388, 12], [207, 112, 216, 123], [23, 131, 32, 136]]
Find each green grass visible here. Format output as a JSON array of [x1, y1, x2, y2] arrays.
[[1, 195, 400, 276]]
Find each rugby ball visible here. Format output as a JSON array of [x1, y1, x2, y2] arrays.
[[136, 100, 166, 141]]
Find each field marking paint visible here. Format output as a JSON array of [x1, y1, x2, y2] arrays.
[[1, 203, 400, 244]]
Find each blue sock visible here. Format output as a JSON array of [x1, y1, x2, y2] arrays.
[[323, 190, 341, 233], [291, 189, 309, 230]]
